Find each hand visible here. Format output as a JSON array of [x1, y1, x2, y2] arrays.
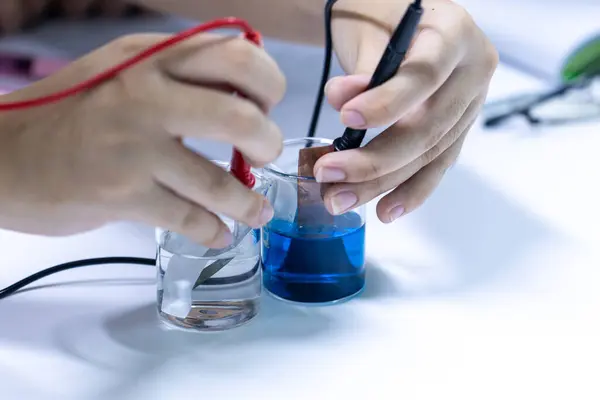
[[0, 33, 285, 247], [315, 0, 499, 223], [0, 1, 149, 33]]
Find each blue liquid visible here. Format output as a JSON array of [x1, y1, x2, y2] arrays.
[[262, 210, 365, 304]]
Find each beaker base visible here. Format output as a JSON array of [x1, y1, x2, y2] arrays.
[[265, 284, 365, 307], [157, 299, 259, 332]]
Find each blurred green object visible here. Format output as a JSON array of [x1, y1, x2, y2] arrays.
[[562, 35, 600, 81]]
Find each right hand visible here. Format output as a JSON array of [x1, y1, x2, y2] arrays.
[[0, 33, 286, 247]]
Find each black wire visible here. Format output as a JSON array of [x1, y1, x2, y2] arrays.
[[0, 1, 340, 299], [307, 0, 421, 142], [0, 257, 155, 300], [306, 0, 338, 143]]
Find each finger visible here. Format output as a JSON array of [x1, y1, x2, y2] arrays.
[[325, 74, 370, 111], [322, 98, 481, 215], [323, 157, 421, 216], [315, 69, 479, 183], [350, 16, 393, 76], [341, 28, 464, 129], [60, 0, 96, 18], [128, 184, 233, 248], [153, 140, 274, 229], [0, 1, 24, 33], [321, 128, 449, 215], [159, 35, 286, 111], [376, 124, 472, 224], [153, 80, 283, 167]]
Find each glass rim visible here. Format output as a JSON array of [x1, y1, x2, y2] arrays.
[[156, 228, 258, 260], [263, 137, 333, 182], [211, 159, 268, 181]]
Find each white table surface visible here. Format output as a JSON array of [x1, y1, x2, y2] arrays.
[[1, 18, 600, 400]]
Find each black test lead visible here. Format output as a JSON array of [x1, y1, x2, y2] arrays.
[[333, 0, 424, 151]]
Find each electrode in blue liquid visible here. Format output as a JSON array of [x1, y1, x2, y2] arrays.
[[262, 209, 366, 304]]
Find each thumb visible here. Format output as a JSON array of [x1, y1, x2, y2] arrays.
[[325, 26, 390, 109], [325, 74, 370, 111], [352, 27, 390, 76]]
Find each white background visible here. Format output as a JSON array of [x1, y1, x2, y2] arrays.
[[1, 11, 599, 400]]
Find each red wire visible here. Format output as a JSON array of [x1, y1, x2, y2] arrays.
[[0, 17, 258, 188]]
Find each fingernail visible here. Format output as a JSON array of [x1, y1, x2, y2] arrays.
[[258, 199, 274, 225], [316, 167, 346, 183], [342, 110, 366, 128], [388, 205, 405, 223], [324, 77, 337, 93], [331, 192, 358, 215]]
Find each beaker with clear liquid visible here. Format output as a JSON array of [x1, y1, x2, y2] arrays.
[[156, 161, 272, 332]]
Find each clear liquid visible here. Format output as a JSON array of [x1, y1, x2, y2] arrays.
[[262, 211, 366, 304], [157, 229, 261, 331]]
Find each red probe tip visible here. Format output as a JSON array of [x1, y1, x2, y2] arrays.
[[230, 149, 255, 188], [243, 31, 262, 45]]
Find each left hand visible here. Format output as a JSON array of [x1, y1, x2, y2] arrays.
[[315, 0, 499, 223]]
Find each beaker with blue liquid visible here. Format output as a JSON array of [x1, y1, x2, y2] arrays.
[[262, 137, 366, 305]]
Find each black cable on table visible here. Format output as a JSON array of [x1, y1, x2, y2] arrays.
[[0, 257, 155, 300]]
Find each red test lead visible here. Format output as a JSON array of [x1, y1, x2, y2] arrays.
[[230, 30, 264, 189]]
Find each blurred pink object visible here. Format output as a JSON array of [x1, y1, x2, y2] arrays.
[[0, 52, 70, 80], [0, 52, 70, 95], [32, 57, 70, 77]]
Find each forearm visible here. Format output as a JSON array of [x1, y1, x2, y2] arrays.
[[129, 0, 326, 45]]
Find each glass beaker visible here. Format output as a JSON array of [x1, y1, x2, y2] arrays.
[[156, 161, 272, 332], [261, 137, 366, 305]]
